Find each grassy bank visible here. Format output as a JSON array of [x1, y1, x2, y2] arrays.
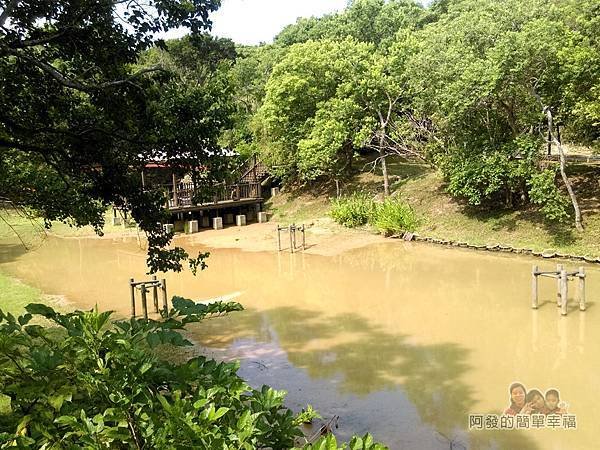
[[266, 157, 600, 258], [0, 272, 43, 316], [0, 208, 138, 248]]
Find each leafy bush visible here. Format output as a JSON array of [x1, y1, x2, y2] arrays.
[[330, 193, 375, 228], [296, 433, 386, 450], [0, 300, 387, 449], [371, 198, 418, 235], [527, 169, 570, 222], [441, 137, 540, 208]]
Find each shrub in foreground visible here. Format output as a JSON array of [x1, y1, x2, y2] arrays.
[[0, 299, 386, 449], [330, 193, 375, 228], [371, 198, 418, 236]]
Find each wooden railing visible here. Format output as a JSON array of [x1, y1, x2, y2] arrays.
[[166, 181, 262, 209]]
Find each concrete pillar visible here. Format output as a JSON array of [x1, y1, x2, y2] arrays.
[[271, 187, 280, 196], [186, 220, 198, 234], [213, 217, 223, 230], [236, 215, 247, 226], [224, 213, 234, 225], [201, 216, 210, 228], [112, 217, 122, 226], [163, 223, 174, 234], [258, 212, 268, 223]]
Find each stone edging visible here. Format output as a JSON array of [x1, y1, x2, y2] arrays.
[[391, 232, 600, 264]]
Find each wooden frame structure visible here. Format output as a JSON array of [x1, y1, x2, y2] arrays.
[[129, 276, 168, 319], [277, 224, 306, 253], [531, 264, 586, 315]]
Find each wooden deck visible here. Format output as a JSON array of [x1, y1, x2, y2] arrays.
[[166, 181, 263, 214]]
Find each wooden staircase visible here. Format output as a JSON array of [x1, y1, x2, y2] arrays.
[[236, 154, 270, 184]]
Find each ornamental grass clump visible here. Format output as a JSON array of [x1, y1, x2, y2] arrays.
[[371, 197, 418, 236], [330, 192, 375, 228]]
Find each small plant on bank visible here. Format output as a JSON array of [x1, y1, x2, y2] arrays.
[[330, 193, 375, 228], [371, 197, 418, 236]]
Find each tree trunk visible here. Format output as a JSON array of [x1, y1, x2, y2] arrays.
[[379, 132, 390, 197], [545, 108, 583, 231]]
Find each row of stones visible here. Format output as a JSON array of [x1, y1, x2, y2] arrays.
[[395, 233, 600, 265]]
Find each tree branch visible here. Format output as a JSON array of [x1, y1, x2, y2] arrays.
[[0, 0, 19, 28], [6, 49, 164, 92]]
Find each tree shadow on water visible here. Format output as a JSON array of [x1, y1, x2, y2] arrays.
[[192, 306, 542, 450]]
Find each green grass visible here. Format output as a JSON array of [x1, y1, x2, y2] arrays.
[[372, 197, 419, 235], [0, 272, 45, 414], [330, 192, 375, 228], [0, 208, 138, 247], [265, 156, 600, 257], [0, 271, 43, 316]]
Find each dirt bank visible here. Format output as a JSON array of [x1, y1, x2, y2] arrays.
[[181, 219, 387, 256]]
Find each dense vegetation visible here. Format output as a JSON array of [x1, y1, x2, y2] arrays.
[[330, 193, 417, 235], [1, 0, 599, 447], [0, 299, 383, 449], [223, 0, 599, 230], [0, 1, 390, 447]]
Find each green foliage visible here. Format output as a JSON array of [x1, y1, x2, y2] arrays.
[[528, 169, 570, 223], [331, 194, 418, 235], [0, 300, 388, 448], [0, 1, 231, 273], [296, 433, 387, 450], [0, 300, 311, 448], [330, 193, 375, 228], [372, 198, 418, 235], [292, 405, 322, 426]]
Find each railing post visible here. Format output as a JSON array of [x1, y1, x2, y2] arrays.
[[172, 173, 178, 207]]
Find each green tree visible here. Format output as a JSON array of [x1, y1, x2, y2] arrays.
[[0, 0, 228, 272], [403, 0, 591, 225]]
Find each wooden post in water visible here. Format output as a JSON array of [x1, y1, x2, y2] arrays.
[[578, 267, 586, 311], [556, 264, 564, 307], [277, 226, 282, 251], [140, 285, 149, 320], [152, 275, 159, 313], [301, 225, 306, 251], [161, 279, 168, 313], [292, 223, 297, 250], [532, 265, 539, 309], [129, 278, 136, 318], [560, 269, 568, 316], [289, 225, 294, 254]]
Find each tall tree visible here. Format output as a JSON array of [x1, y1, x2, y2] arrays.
[[0, 0, 228, 272]]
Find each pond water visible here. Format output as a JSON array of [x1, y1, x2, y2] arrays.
[[1, 235, 599, 450]]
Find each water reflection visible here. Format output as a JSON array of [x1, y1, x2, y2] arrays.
[[1, 236, 599, 449]]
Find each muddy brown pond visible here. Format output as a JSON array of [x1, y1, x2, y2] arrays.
[[1, 235, 599, 450]]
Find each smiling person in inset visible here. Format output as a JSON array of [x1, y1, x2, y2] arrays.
[[545, 389, 566, 415], [504, 382, 528, 415], [525, 389, 548, 414]]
